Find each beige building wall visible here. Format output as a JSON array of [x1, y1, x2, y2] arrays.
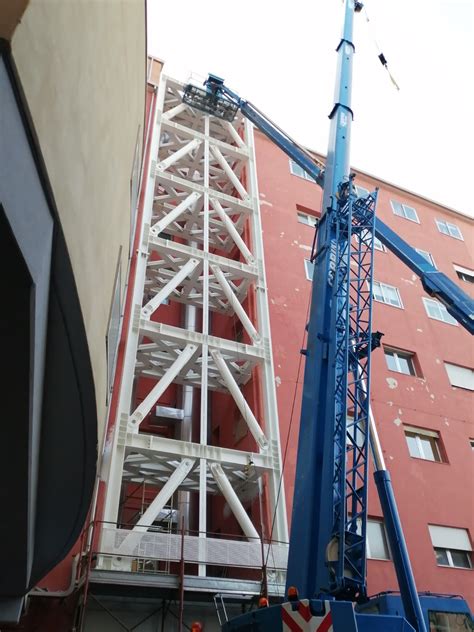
[[11, 0, 146, 445]]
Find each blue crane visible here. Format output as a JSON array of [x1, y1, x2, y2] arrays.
[[182, 1, 474, 630]]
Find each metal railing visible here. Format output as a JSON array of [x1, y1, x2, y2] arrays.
[[91, 521, 288, 575]]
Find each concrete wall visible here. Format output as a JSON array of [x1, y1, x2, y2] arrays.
[[10, 0, 146, 446]]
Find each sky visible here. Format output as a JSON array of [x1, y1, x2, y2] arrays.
[[147, 0, 473, 216]]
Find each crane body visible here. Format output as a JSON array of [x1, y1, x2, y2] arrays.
[[182, 2, 474, 630]]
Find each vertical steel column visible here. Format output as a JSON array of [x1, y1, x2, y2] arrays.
[[100, 80, 164, 535], [198, 114, 210, 576], [245, 120, 289, 547]]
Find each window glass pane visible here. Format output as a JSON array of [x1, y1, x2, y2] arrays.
[[297, 212, 317, 226], [404, 205, 418, 222], [423, 298, 457, 325], [447, 223, 463, 239], [434, 548, 450, 566], [405, 433, 420, 458], [450, 549, 471, 569], [384, 285, 400, 306], [439, 304, 457, 325], [424, 298, 440, 319], [356, 186, 370, 198], [419, 436, 437, 461], [416, 249, 434, 267], [346, 416, 365, 448], [456, 270, 474, 283], [373, 236, 384, 251], [373, 282, 402, 307], [397, 355, 413, 375], [290, 160, 305, 178], [431, 303, 443, 319], [429, 610, 473, 632], [373, 282, 384, 302], [304, 259, 314, 281], [391, 200, 404, 216], [404, 428, 443, 462], [360, 229, 383, 250], [436, 220, 449, 235], [367, 521, 390, 559], [297, 212, 309, 225], [385, 351, 398, 372]]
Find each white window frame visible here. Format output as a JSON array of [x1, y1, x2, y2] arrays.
[[436, 219, 464, 240], [346, 414, 366, 449], [372, 281, 403, 308], [434, 548, 472, 569], [373, 235, 385, 252], [366, 519, 391, 561], [297, 211, 318, 227], [453, 264, 474, 284], [415, 248, 436, 268], [353, 516, 391, 560], [304, 259, 315, 281], [359, 229, 385, 252], [422, 297, 458, 326], [289, 159, 316, 182], [403, 425, 443, 462], [444, 362, 474, 391], [391, 200, 420, 223], [429, 525, 472, 569], [384, 347, 417, 376]]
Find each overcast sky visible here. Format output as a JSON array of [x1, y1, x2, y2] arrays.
[[148, 0, 473, 216]]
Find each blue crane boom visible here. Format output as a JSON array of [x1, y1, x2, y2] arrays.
[[182, 2, 473, 630]]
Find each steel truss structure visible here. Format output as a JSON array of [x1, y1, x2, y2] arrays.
[[99, 76, 288, 585], [330, 183, 377, 597]]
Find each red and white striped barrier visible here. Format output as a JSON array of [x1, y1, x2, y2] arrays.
[[281, 599, 333, 632]]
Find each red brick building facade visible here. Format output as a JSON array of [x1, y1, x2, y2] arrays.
[[254, 129, 473, 604]]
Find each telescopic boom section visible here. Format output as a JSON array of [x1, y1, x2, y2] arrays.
[[286, 0, 365, 600]]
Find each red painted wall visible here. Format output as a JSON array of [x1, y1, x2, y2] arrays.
[[253, 130, 474, 605]]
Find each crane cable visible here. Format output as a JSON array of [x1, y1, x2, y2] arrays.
[[362, 4, 400, 91]]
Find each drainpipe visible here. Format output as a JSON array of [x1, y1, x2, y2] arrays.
[[177, 303, 196, 532], [29, 556, 81, 598]]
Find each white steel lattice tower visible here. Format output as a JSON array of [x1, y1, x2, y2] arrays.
[[99, 75, 288, 587]]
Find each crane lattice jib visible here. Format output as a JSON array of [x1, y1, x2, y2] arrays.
[[329, 182, 377, 598]]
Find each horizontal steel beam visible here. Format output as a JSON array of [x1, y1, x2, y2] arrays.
[[124, 433, 275, 471], [155, 171, 253, 211], [138, 321, 267, 362], [147, 236, 258, 280], [160, 118, 249, 159]]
